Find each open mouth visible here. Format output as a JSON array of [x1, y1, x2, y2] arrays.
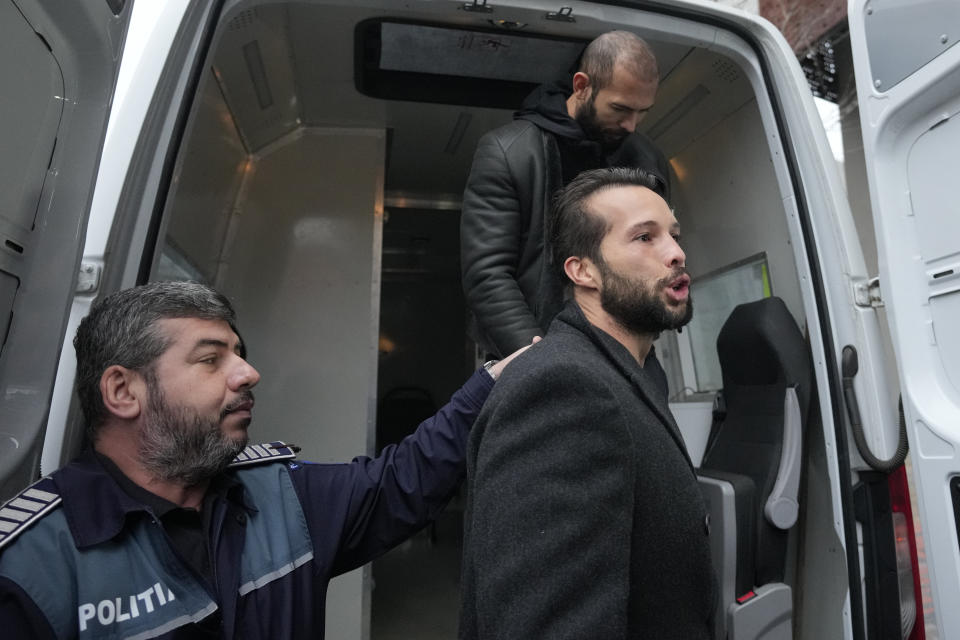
[[666, 274, 691, 300], [669, 274, 690, 292]]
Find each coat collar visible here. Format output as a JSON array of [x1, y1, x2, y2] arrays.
[[53, 448, 250, 549], [552, 301, 695, 470]]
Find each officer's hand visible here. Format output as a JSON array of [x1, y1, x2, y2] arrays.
[[487, 337, 540, 381]]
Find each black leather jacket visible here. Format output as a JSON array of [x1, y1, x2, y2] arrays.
[[460, 83, 670, 357]]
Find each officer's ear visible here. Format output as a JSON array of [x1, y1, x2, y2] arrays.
[[100, 365, 145, 421], [571, 72, 592, 100], [564, 255, 601, 291]]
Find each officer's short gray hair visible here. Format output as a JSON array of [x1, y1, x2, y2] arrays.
[[73, 281, 238, 437]]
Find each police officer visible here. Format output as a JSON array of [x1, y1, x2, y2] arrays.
[[0, 281, 526, 638]]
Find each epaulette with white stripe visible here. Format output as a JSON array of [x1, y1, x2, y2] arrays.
[[228, 441, 299, 468], [0, 477, 62, 552], [0, 445, 297, 551]]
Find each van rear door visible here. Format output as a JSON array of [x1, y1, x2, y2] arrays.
[[849, 0, 960, 633], [0, 0, 129, 499]]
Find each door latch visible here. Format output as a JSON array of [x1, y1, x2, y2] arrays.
[[853, 276, 883, 308], [76, 261, 102, 294]]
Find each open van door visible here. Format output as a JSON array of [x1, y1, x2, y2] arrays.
[[849, 0, 960, 633], [0, 0, 130, 500]]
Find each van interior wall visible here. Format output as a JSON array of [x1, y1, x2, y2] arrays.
[[795, 396, 851, 640], [163, 70, 384, 634], [656, 96, 808, 459], [670, 96, 805, 332], [221, 127, 385, 639], [162, 72, 248, 283], [214, 128, 385, 464], [164, 78, 387, 470]]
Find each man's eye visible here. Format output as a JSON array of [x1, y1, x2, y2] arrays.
[[200, 356, 218, 365], [635, 233, 651, 242], [672, 234, 682, 243]]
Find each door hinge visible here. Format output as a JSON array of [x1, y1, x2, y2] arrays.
[[462, 0, 493, 13], [76, 261, 102, 294], [853, 276, 883, 308], [546, 7, 575, 22]]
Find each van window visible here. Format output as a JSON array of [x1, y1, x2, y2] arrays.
[[677, 253, 772, 396], [357, 19, 587, 108]]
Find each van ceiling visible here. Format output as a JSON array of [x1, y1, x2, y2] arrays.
[[210, 2, 751, 201]]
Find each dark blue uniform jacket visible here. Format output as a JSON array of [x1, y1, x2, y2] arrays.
[[0, 369, 492, 639]]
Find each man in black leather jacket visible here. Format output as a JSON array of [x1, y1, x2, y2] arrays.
[[461, 31, 671, 359]]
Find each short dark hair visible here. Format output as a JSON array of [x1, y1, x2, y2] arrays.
[[578, 31, 658, 92], [74, 281, 238, 436], [551, 167, 662, 287]]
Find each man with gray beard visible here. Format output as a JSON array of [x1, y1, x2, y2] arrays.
[[459, 167, 717, 639], [0, 281, 527, 639]]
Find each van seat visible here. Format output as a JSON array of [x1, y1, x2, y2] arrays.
[[697, 296, 813, 640]]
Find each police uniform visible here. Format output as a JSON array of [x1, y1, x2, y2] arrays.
[[0, 369, 492, 639]]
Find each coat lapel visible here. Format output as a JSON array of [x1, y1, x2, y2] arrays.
[[555, 303, 695, 470]]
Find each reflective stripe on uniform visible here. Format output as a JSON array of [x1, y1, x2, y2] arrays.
[[0, 477, 62, 552]]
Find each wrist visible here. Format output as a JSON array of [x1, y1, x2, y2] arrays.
[[482, 359, 501, 381]]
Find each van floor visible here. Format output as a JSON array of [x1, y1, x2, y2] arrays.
[[371, 507, 464, 639]]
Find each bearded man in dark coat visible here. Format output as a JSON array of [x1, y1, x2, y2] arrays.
[[459, 167, 716, 640]]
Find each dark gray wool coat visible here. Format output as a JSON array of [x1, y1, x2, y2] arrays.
[[459, 302, 717, 639]]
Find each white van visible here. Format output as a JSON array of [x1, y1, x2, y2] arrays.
[[1, 0, 955, 638]]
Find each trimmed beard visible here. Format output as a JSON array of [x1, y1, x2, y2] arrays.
[[139, 377, 251, 486], [598, 261, 693, 336], [574, 92, 629, 154]]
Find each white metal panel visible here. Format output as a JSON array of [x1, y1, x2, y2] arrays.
[[42, 0, 193, 473], [0, 0, 62, 237], [0, 0, 131, 494], [0, 0, 63, 467], [670, 98, 805, 330], [641, 47, 756, 160], [212, 5, 300, 152], [218, 127, 385, 640], [159, 68, 248, 282], [850, 0, 960, 634]]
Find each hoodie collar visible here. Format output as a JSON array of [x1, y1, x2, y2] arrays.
[[514, 80, 585, 140]]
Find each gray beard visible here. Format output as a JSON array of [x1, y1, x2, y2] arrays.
[[139, 384, 250, 486], [599, 263, 693, 336]]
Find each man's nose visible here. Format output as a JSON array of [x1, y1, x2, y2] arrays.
[[229, 357, 261, 390], [621, 113, 639, 132], [667, 237, 686, 268]]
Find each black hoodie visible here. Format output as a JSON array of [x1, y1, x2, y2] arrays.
[[514, 81, 671, 199]]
